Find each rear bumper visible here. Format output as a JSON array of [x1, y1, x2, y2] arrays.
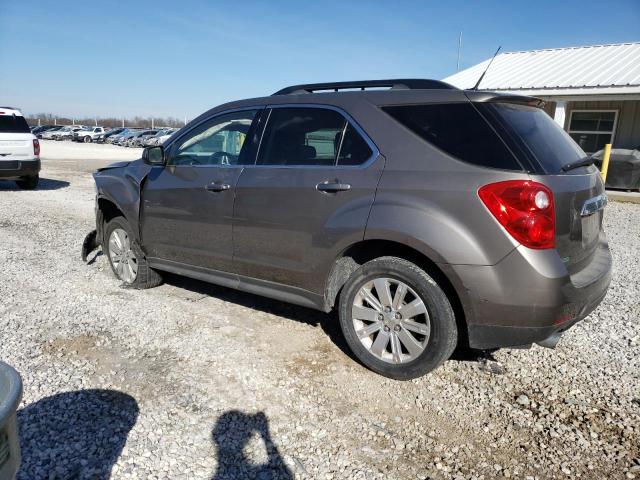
[[0, 159, 41, 179], [445, 234, 612, 349]]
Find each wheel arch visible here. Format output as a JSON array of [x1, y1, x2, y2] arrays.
[[324, 239, 469, 346]]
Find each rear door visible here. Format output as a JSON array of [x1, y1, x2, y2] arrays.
[[0, 114, 34, 163], [233, 106, 383, 295], [141, 109, 261, 273]]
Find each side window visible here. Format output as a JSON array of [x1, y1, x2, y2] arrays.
[[168, 110, 257, 166], [258, 108, 346, 166], [383, 103, 521, 171], [337, 124, 373, 166]]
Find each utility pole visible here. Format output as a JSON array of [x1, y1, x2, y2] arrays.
[[122, 117, 125, 128], [456, 32, 463, 72], [151, 117, 154, 129], [184, 116, 187, 126]]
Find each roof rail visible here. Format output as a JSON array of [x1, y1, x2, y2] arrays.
[[273, 79, 456, 95]]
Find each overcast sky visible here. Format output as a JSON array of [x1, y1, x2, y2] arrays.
[[1, 0, 639, 120]]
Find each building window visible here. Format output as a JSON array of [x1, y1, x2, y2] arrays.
[[568, 110, 617, 153]]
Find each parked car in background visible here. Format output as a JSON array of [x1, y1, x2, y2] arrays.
[[0, 106, 40, 189], [95, 127, 125, 143], [143, 128, 177, 146], [31, 125, 59, 137], [87, 79, 612, 379], [55, 126, 84, 141], [36, 125, 64, 139], [127, 129, 159, 147], [147, 128, 177, 146], [107, 128, 138, 145], [42, 125, 82, 140], [72, 126, 105, 143], [113, 129, 143, 146]]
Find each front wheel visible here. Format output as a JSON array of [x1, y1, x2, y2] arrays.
[[83, 136, 92, 143], [104, 216, 162, 289], [339, 257, 457, 380], [16, 175, 39, 190]]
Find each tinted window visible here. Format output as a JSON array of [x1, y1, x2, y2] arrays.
[[0, 115, 30, 133], [169, 110, 257, 166], [338, 124, 373, 166], [480, 103, 587, 173], [258, 108, 346, 166], [383, 103, 521, 170]]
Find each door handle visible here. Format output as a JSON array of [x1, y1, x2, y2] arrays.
[[205, 183, 231, 192], [316, 181, 351, 193]]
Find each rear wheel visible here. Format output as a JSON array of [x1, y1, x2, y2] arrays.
[[338, 256, 457, 380], [83, 136, 92, 143], [104, 216, 162, 289], [16, 175, 39, 190]]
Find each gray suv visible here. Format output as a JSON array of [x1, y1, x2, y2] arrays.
[[85, 79, 612, 379]]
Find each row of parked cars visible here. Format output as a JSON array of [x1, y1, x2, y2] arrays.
[[30, 124, 177, 147]]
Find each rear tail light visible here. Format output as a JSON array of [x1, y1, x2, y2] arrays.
[[33, 139, 40, 157], [478, 180, 555, 249]]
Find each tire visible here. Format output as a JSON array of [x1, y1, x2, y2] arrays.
[[16, 175, 39, 190], [338, 256, 457, 380], [83, 136, 92, 143], [104, 216, 162, 289]]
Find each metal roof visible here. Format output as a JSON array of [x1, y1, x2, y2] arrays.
[[443, 42, 640, 96]]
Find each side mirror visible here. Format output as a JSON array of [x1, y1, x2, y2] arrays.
[[143, 146, 165, 166]]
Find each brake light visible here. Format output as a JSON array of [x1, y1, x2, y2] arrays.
[[478, 180, 555, 249], [33, 139, 40, 157]]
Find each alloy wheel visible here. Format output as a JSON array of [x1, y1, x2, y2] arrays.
[[108, 228, 138, 283], [352, 278, 430, 364]]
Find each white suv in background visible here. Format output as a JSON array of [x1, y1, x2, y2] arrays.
[[0, 107, 40, 189]]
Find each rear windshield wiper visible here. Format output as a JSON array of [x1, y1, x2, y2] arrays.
[[560, 157, 594, 172]]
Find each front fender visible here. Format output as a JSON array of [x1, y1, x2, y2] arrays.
[[94, 159, 151, 241]]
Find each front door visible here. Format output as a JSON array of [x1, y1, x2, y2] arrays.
[[141, 109, 260, 273], [233, 106, 383, 296]]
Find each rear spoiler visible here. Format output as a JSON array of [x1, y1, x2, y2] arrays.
[[464, 91, 545, 108]]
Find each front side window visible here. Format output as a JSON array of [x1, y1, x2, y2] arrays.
[[168, 110, 257, 166], [257, 107, 372, 167], [568, 110, 617, 153]]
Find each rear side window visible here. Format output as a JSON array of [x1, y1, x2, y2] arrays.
[[258, 108, 373, 167], [478, 103, 586, 173], [383, 103, 521, 171], [0, 115, 30, 133], [338, 124, 373, 166]]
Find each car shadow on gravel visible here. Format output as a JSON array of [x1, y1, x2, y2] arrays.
[[163, 273, 358, 363], [0, 178, 70, 191], [211, 410, 293, 480], [16, 389, 138, 479]]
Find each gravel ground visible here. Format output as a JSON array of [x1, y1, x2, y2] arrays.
[[1, 141, 639, 479]]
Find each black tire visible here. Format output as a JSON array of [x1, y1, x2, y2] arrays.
[[16, 175, 39, 190], [83, 136, 92, 143], [104, 216, 163, 289], [338, 256, 457, 380]]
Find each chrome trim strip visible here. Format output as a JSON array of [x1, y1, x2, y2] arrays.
[[581, 193, 608, 217]]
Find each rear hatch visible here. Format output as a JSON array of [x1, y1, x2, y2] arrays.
[[0, 114, 35, 163], [476, 100, 606, 274]]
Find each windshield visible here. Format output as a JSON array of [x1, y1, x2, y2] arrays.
[[0, 115, 31, 133], [479, 103, 587, 174]]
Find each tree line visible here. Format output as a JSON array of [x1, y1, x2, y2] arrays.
[[25, 113, 186, 129]]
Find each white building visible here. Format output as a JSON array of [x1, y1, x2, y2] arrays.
[[443, 42, 640, 153]]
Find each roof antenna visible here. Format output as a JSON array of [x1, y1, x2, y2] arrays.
[[472, 46, 501, 90]]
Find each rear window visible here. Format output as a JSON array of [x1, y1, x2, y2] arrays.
[[478, 103, 587, 173], [0, 115, 30, 133], [383, 103, 521, 171]]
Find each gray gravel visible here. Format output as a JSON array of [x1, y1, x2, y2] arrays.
[[0, 142, 638, 479]]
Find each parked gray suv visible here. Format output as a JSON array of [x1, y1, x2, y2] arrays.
[[84, 79, 612, 379]]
